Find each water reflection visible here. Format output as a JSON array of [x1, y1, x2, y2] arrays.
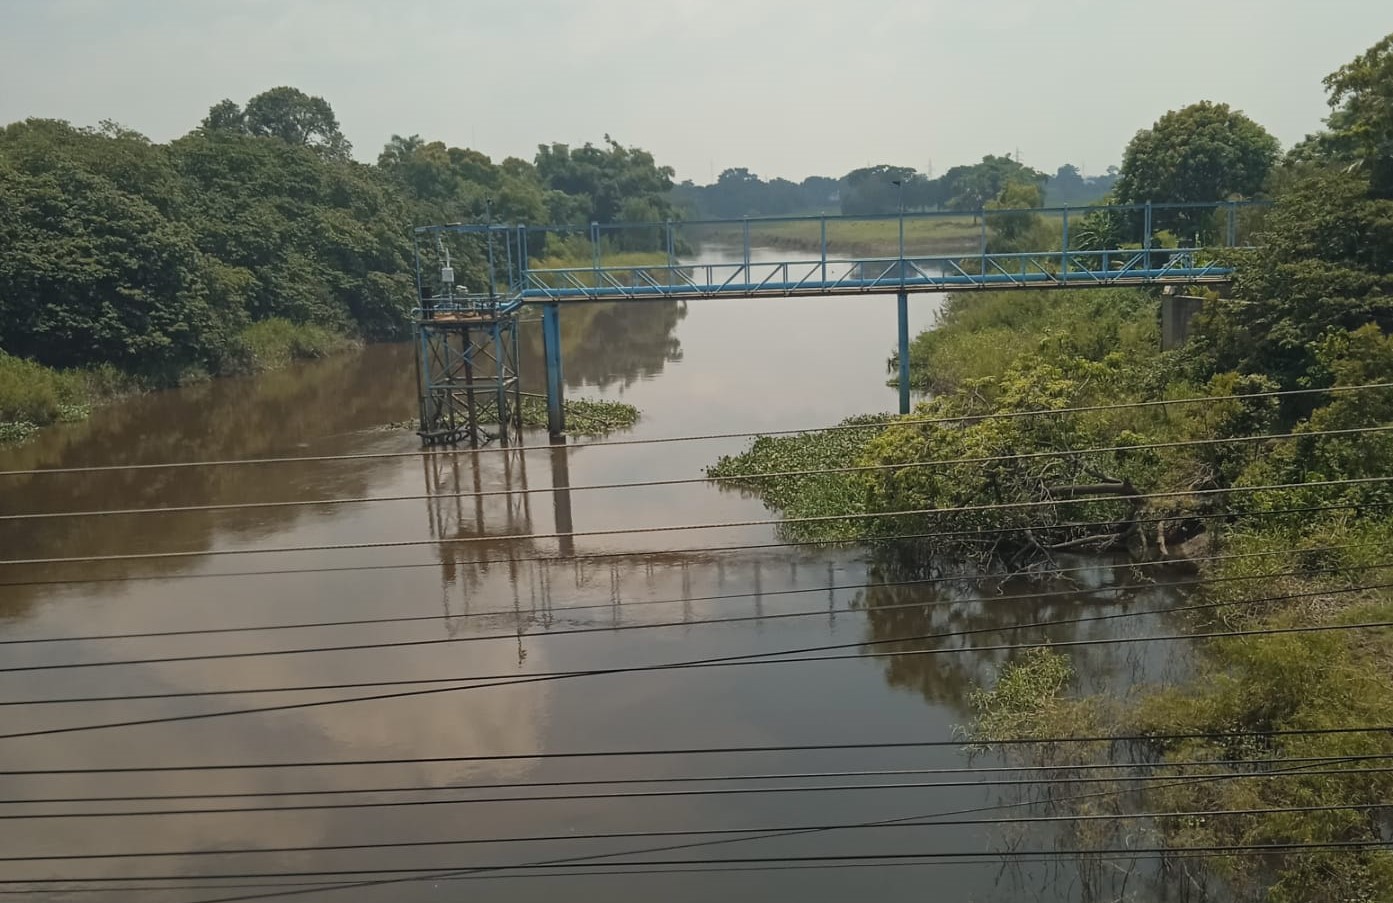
[[519, 300, 687, 393], [857, 557, 1192, 710], [0, 250, 1193, 903]]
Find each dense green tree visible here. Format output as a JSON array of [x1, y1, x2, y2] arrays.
[[1312, 33, 1393, 196], [202, 87, 351, 161], [940, 155, 1046, 212], [672, 169, 841, 218], [1190, 168, 1393, 387], [534, 137, 675, 225], [986, 180, 1046, 248], [0, 122, 224, 377], [1115, 101, 1279, 238], [1043, 163, 1118, 205]]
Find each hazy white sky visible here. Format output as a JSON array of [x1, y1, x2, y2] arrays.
[[0, 0, 1386, 183]]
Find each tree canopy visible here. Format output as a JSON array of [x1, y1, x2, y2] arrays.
[[202, 87, 352, 161], [1115, 101, 1279, 237]]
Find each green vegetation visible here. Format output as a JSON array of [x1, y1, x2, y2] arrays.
[[235, 319, 358, 372], [707, 414, 889, 542], [0, 87, 679, 443], [520, 397, 640, 435], [381, 397, 640, 437], [1115, 101, 1280, 237], [710, 33, 1393, 901]]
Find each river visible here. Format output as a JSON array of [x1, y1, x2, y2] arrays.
[[0, 246, 1193, 901]]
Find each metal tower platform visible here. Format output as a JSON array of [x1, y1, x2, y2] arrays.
[[413, 223, 528, 447]]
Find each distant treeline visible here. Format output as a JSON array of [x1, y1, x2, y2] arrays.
[[672, 158, 1118, 219]]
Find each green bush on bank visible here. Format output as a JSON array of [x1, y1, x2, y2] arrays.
[[0, 322, 357, 444], [234, 319, 357, 372], [0, 351, 93, 439]]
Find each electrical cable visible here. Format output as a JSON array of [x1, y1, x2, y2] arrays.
[[0, 801, 1387, 861], [0, 541, 1370, 648], [6, 564, 1385, 674], [6, 423, 1389, 523], [5, 474, 1390, 568], [5, 841, 1392, 885], [8, 765, 1392, 815], [2, 381, 1385, 479], [6, 724, 1392, 776], [3, 498, 1385, 591], [1, 848, 1386, 895], [3, 604, 1392, 742], [155, 751, 1393, 903]]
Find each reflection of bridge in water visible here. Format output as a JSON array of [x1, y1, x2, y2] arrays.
[[413, 201, 1265, 443]]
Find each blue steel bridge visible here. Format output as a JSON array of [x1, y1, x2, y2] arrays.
[[411, 201, 1265, 446]]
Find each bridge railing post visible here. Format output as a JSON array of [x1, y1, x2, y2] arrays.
[[1061, 206, 1069, 282], [542, 302, 565, 438], [590, 221, 601, 290], [820, 215, 827, 285], [742, 217, 751, 286], [979, 208, 987, 281], [1143, 202, 1153, 271], [665, 219, 675, 282]]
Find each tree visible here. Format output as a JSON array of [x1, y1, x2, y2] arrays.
[[1115, 101, 1279, 237], [1322, 33, 1393, 196], [224, 87, 353, 160], [1190, 167, 1393, 388], [534, 136, 675, 226], [986, 180, 1045, 248], [940, 155, 1046, 212], [201, 99, 246, 134]]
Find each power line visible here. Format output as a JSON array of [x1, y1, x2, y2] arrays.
[[6, 841, 1392, 884], [4, 607, 1392, 741], [1, 542, 1367, 648], [6, 725, 1392, 776], [165, 751, 1393, 903], [6, 423, 1389, 523], [5, 755, 1390, 817], [6, 474, 1390, 568], [2, 848, 1386, 895], [8, 565, 1385, 674], [2, 381, 1384, 479], [0, 801, 1386, 861], [3, 498, 1384, 590], [10, 765, 1392, 816]]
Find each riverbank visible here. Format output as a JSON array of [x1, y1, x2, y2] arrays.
[[0, 318, 357, 443]]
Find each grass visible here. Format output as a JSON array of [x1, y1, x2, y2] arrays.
[[0, 351, 116, 442], [236, 319, 357, 371], [688, 215, 980, 257]]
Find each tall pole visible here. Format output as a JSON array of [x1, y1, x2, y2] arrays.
[[897, 290, 911, 415], [894, 179, 905, 285], [542, 303, 565, 438]]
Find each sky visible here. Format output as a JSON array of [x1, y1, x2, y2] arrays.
[[0, 0, 1387, 184]]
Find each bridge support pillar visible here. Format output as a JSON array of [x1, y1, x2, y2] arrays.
[[542, 303, 566, 438], [896, 291, 911, 415]]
